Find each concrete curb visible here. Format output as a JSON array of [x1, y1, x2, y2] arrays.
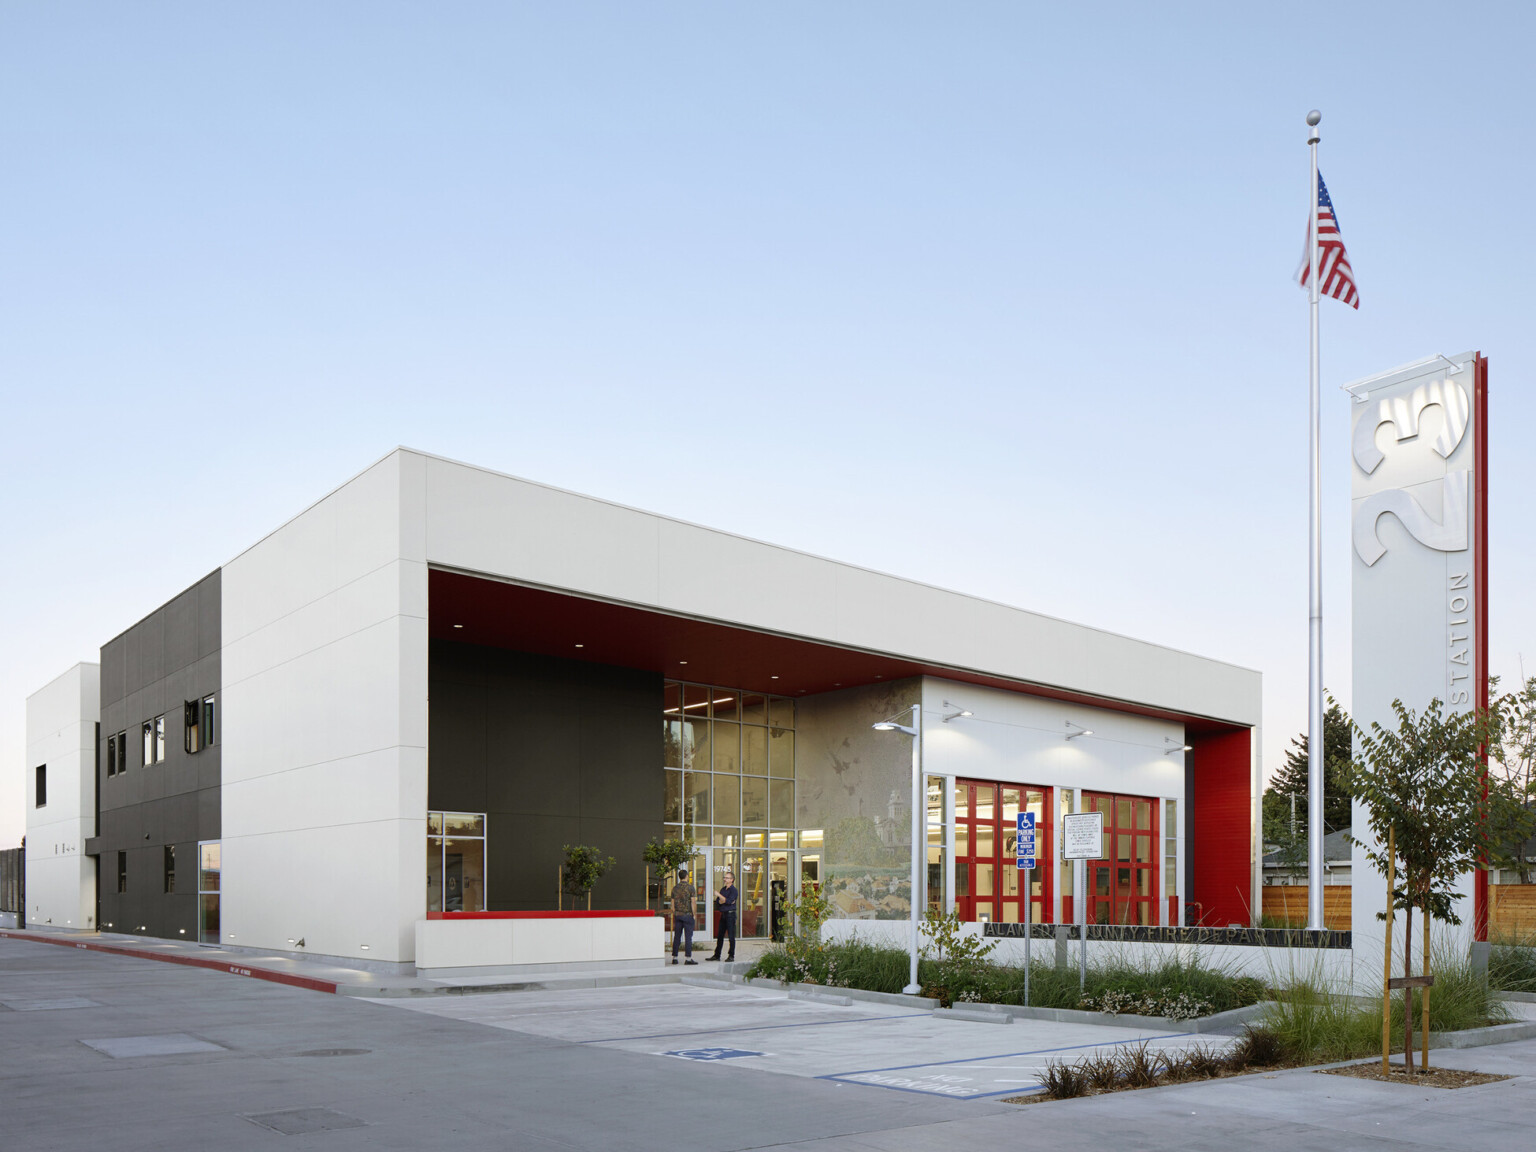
[[742, 977, 939, 1010], [1426, 1019, 1536, 1049], [1496, 990, 1536, 1004], [929, 999, 1267, 1031]]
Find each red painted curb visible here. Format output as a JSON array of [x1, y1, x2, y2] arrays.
[[0, 929, 339, 995]]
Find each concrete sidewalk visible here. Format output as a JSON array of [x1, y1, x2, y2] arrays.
[[0, 925, 761, 996]]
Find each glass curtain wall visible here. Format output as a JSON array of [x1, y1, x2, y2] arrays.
[[426, 811, 486, 912], [663, 682, 795, 938]]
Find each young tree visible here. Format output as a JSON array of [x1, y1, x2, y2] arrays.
[[1341, 697, 1493, 1073], [642, 834, 698, 914], [561, 844, 616, 910], [1485, 677, 1536, 886]]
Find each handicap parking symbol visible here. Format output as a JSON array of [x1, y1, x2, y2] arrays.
[[662, 1047, 765, 1062]]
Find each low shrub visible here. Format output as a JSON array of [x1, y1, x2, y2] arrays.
[[1231, 1025, 1285, 1068], [748, 935, 1266, 1022], [1081, 1051, 1121, 1093], [1117, 1041, 1160, 1088], [1038, 1058, 1089, 1099], [1183, 1044, 1226, 1078]]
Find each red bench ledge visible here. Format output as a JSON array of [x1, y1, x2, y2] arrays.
[[425, 910, 661, 920]]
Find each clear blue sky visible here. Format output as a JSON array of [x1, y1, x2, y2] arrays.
[[4, 3, 1533, 847]]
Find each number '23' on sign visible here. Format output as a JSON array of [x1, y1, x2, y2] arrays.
[[1015, 812, 1036, 870]]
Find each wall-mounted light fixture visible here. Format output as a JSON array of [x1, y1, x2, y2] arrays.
[[941, 700, 973, 724], [1163, 737, 1194, 756], [1064, 721, 1093, 741]]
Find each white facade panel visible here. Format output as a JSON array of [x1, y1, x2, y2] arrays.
[[411, 450, 1259, 727], [919, 679, 1186, 801], [424, 455, 663, 606], [221, 451, 429, 964], [24, 663, 99, 930]]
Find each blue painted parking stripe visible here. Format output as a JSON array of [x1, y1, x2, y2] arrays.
[[819, 1031, 1198, 1078]]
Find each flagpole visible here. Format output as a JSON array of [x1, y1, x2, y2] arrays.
[[1306, 109, 1324, 933]]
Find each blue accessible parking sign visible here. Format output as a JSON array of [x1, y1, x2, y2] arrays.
[[1016, 812, 1036, 870]]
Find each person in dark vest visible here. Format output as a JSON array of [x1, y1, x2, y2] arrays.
[[708, 870, 738, 962], [669, 867, 698, 965]]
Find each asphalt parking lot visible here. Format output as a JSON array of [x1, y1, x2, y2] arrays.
[[4, 934, 1536, 1151]]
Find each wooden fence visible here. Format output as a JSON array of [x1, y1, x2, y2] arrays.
[[1261, 885, 1351, 930], [1490, 884, 1536, 940]]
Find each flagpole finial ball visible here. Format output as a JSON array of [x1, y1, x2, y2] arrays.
[[1306, 110, 1322, 127]]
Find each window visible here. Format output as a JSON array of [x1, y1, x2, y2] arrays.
[[955, 779, 1053, 925], [35, 764, 46, 808], [117, 851, 127, 894], [198, 842, 221, 943], [143, 716, 165, 765], [163, 845, 176, 893], [1164, 799, 1179, 925], [426, 812, 486, 913], [106, 730, 127, 777], [184, 695, 217, 753]]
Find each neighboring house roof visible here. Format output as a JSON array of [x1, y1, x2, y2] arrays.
[[1263, 827, 1351, 868]]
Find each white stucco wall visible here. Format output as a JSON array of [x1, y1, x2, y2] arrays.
[[219, 451, 429, 963], [24, 663, 99, 930]]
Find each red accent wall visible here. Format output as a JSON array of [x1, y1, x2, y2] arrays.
[[1474, 352, 1490, 941], [1189, 729, 1253, 927]]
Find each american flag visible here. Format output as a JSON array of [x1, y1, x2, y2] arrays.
[[1296, 172, 1358, 309]]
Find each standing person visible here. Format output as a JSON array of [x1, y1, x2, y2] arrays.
[[669, 866, 697, 965], [708, 870, 738, 962]]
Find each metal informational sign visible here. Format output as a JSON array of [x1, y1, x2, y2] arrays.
[[1062, 811, 1103, 860], [1015, 812, 1036, 870]]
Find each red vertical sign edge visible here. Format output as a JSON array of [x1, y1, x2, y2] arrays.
[[1474, 353, 1490, 941]]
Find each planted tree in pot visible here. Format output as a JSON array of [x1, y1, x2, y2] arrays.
[[561, 844, 616, 911]]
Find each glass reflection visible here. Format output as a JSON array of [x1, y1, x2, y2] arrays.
[[742, 725, 767, 776], [742, 776, 767, 826]]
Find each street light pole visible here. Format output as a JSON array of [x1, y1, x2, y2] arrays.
[[907, 703, 923, 995]]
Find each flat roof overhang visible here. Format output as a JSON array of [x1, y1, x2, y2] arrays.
[[429, 567, 1246, 735]]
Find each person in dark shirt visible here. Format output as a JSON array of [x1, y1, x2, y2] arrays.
[[709, 871, 738, 962], [669, 867, 698, 965]]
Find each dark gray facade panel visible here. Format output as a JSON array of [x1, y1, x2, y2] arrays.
[[96, 570, 221, 940], [429, 641, 662, 913]]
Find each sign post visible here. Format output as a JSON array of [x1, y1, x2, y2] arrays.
[[1062, 811, 1104, 995], [1016, 812, 1036, 1005]]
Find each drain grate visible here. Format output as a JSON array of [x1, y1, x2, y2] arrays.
[[3, 997, 101, 1011], [295, 1048, 371, 1057], [243, 1108, 367, 1136]]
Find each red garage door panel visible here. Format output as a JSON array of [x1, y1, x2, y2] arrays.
[[1190, 729, 1252, 927]]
